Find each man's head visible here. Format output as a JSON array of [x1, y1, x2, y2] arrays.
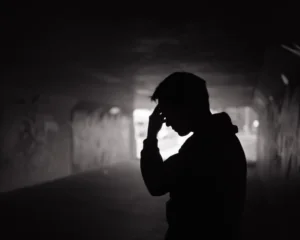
[[150, 71, 211, 136]]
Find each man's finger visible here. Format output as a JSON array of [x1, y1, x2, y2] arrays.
[[153, 105, 161, 114], [150, 105, 162, 117]]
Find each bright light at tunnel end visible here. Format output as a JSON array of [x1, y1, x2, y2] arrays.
[[133, 108, 259, 161], [253, 120, 259, 128]]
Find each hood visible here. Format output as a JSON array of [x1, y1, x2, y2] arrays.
[[179, 112, 238, 153], [211, 112, 238, 135]]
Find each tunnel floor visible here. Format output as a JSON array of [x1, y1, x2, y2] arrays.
[[0, 161, 297, 239]]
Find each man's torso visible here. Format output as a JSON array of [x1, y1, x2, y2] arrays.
[[165, 132, 247, 238]]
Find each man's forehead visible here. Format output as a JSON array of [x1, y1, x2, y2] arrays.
[[158, 98, 178, 105]]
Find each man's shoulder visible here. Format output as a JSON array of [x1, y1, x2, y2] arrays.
[[178, 135, 197, 153]]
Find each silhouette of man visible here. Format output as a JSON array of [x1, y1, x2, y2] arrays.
[[140, 72, 247, 239]]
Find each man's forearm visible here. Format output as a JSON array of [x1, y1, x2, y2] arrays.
[[140, 136, 165, 196]]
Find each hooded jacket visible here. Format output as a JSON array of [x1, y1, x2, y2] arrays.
[[140, 112, 247, 239]]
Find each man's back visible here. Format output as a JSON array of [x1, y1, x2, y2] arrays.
[[164, 112, 247, 239]]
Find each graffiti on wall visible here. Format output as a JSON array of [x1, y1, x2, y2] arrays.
[[2, 116, 59, 172], [72, 107, 131, 171], [255, 44, 300, 180], [1, 111, 60, 166], [264, 85, 300, 178], [0, 94, 76, 192]]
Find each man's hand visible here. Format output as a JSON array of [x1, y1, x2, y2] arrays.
[[147, 105, 165, 139]]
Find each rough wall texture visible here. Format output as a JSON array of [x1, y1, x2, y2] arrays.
[[255, 44, 300, 182], [72, 106, 132, 173], [257, 86, 300, 181], [0, 94, 75, 192]]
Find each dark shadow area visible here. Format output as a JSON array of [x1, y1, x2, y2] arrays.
[[0, 162, 167, 239], [0, 163, 270, 239]]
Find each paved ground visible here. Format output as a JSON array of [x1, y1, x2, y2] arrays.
[[0, 161, 298, 239]]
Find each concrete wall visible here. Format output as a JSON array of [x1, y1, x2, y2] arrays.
[[0, 64, 136, 192], [254, 44, 300, 183], [71, 103, 133, 173], [0, 94, 76, 192], [0, 95, 136, 192]]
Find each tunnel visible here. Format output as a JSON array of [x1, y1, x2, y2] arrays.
[[0, 8, 300, 239]]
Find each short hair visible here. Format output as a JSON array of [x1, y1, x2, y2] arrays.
[[150, 71, 210, 110]]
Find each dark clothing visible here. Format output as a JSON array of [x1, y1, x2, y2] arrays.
[[140, 112, 247, 239]]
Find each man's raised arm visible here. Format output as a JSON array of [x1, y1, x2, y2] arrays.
[[140, 105, 171, 196], [140, 136, 167, 196]]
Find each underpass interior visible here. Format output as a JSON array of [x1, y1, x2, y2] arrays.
[[1, 8, 300, 240]]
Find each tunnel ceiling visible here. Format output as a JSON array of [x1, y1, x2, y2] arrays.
[[2, 7, 297, 108]]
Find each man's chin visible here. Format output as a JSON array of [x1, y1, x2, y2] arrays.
[[176, 129, 191, 137]]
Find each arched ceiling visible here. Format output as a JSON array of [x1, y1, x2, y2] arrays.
[[2, 7, 298, 109]]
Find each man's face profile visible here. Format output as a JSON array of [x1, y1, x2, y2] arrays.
[[158, 101, 192, 137]]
